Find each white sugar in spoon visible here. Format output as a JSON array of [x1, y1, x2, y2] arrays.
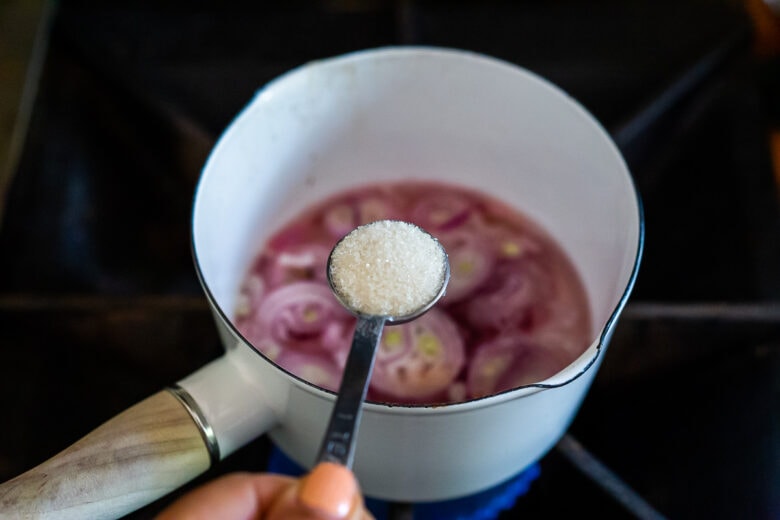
[[318, 219, 450, 468]]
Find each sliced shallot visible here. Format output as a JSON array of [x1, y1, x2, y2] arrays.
[[467, 334, 567, 398], [261, 243, 331, 288], [276, 350, 343, 392], [253, 281, 351, 351], [438, 231, 494, 303], [465, 259, 554, 332], [323, 194, 401, 238], [410, 191, 477, 232], [369, 309, 465, 402]]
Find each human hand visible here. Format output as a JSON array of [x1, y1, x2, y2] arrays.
[[156, 462, 373, 520]]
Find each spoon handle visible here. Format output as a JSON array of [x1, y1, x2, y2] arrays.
[[316, 315, 386, 468]]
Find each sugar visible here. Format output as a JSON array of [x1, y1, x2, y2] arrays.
[[329, 220, 447, 317]]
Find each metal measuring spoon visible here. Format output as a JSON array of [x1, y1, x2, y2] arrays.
[[318, 220, 450, 468], [263, 222, 449, 519]]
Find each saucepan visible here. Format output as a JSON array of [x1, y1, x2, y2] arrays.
[[0, 47, 643, 519]]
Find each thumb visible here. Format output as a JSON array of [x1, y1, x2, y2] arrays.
[[266, 462, 372, 520]]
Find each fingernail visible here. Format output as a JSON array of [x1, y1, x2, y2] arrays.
[[298, 462, 358, 518]]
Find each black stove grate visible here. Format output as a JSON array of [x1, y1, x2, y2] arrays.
[[0, 2, 778, 519]]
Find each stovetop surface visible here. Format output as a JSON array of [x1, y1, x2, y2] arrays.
[[1, 2, 779, 519]]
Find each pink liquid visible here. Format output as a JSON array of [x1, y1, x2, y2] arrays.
[[234, 181, 592, 404]]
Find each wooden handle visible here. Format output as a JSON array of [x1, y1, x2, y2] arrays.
[[0, 390, 211, 520]]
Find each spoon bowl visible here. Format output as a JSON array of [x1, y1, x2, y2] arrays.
[[326, 220, 451, 323]]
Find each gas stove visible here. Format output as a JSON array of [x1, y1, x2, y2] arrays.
[[0, 2, 778, 519]]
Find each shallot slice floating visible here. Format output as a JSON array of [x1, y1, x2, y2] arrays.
[[467, 333, 568, 398], [323, 194, 401, 238], [368, 309, 464, 403], [253, 281, 351, 351], [438, 230, 495, 303], [261, 243, 331, 288], [465, 259, 554, 332], [276, 350, 343, 392], [410, 192, 477, 231]]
